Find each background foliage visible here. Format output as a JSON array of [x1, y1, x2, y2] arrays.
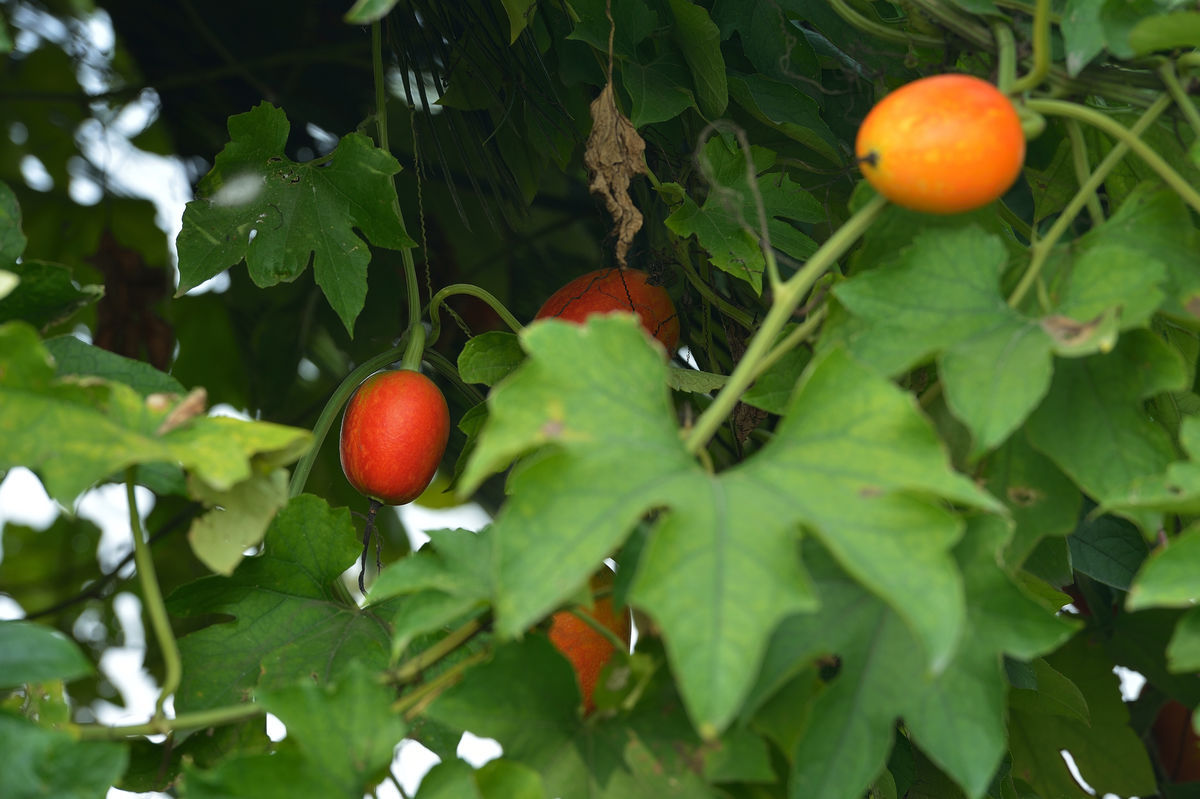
[[5, 0, 1200, 797]]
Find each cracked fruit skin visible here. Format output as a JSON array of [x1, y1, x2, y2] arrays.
[[535, 267, 679, 353], [548, 576, 632, 714], [339, 369, 450, 505], [855, 74, 1025, 214]]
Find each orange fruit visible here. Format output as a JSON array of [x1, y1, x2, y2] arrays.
[[855, 74, 1025, 214], [547, 572, 632, 713], [535, 267, 679, 353]]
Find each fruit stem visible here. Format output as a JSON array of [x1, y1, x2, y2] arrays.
[[672, 237, 757, 331], [425, 283, 524, 346], [683, 192, 887, 454], [359, 498, 383, 593], [125, 468, 182, 722], [288, 342, 410, 498], [1008, 0, 1050, 94], [1008, 94, 1172, 308]]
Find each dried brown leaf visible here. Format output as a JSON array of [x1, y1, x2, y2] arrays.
[[584, 83, 646, 268]]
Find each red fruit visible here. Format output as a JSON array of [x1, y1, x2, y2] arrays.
[[548, 573, 632, 714], [535, 267, 679, 353], [339, 369, 450, 505], [855, 74, 1025, 214], [1154, 700, 1200, 783]]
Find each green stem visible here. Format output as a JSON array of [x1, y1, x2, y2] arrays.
[[683, 193, 888, 454], [73, 702, 264, 741], [372, 22, 388, 153], [674, 244, 756, 330], [992, 22, 1017, 95], [420, 349, 486, 406], [1009, 0, 1050, 94], [755, 306, 828, 379], [426, 284, 524, 346], [1158, 61, 1200, 139], [388, 618, 484, 681], [997, 201, 1033, 243], [393, 650, 490, 721], [1023, 97, 1200, 214], [126, 470, 181, 721], [1063, 120, 1105, 227], [1008, 94, 1172, 308], [287, 342, 409, 498], [828, 0, 943, 48]]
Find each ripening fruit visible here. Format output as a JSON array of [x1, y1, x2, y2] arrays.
[[855, 73, 1025, 214], [1153, 700, 1200, 783], [548, 572, 632, 714], [535, 267, 679, 353], [339, 369, 450, 505]]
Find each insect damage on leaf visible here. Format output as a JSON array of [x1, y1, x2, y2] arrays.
[[584, 83, 646, 268]]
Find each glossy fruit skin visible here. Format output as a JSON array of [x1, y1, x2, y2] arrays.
[[548, 575, 632, 714], [339, 369, 450, 505], [855, 74, 1025, 214], [535, 267, 679, 353], [1153, 700, 1200, 783]]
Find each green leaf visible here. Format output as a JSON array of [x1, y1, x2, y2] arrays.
[[186, 467, 290, 575], [1128, 11, 1200, 55], [458, 331, 526, 386], [0, 260, 102, 331], [44, 335, 185, 396], [500, 0, 539, 43], [0, 620, 93, 687], [663, 137, 822, 293], [567, 0, 657, 59], [726, 73, 841, 165], [904, 517, 1076, 797], [1027, 329, 1186, 530], [666, 366, 727, 394], [1061, 0, 1106, 73], [184, 750, 344, 798], [415, 758, 547, 799], [1, 320, 310, 504], [1067, 512, 1148, 591], [460, 316, 997, 732], [166, 495, 395, 712], [256, 661, 408, 796], [0, 712, 128, 799], [343, 0, 399, 24], [666, 0, 726, 118], [175, 103, 414, 335], [426, 636, 715, 798], [1167, 607, 1200, 671], [367, 527, 492, 656], [622, 49, 696, 128], [0, 180, 25, 265], [1127, 525, 1200, 611], [982, 432, 1081, 569]]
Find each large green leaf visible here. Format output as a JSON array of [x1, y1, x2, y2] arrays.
[[256, 661, 408, 796], [0, 320, 310, 506], [0, 620, 93, 688], [1027, 329, 1186, 531], [666, 0, 726, 118], [425, 636, 716, 798], [0, 712, 128, 799], [459, 315, 997, 733], [1126, 524, 1200, 611], [175, 102, 415, 335], [829, 226, 1166, 457], [166, 495, 396, 712]]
